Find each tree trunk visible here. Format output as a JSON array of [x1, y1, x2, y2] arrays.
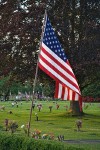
[[69, 101, 83, 116]]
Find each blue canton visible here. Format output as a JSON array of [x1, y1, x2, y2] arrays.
[[43, 17, 67, 62]]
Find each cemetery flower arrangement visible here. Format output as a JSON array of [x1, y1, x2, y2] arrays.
[[37, 104, 42, 111], [8, 120, 18, 133], [49, 106, 53, 112], [76, 120, 82, 131], [0, 105, 5, 111], [21, 122, 30, 134], [35, 113, 38, 121], [35, 113, 37, 116], [21, 124, 27, 134], [32, 129, 55, 140], [49, 106, 52, 109], [56, 104, 60, 109], [48, 133, 55, 140], [42, 133, 54, 140], [5, 119, 9, 131], [21, 125, 25, 128], [42, 134, 48, 139], [32, 129, 41, 139], [4, 119, 18, 133]]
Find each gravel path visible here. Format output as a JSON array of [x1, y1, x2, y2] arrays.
[[63, 139, 100, 144]]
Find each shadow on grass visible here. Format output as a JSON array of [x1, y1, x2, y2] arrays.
[[83, 113, 100, 119], [74, 129, 87, 132], [48, 122, 55, 125], [54, 112, 83, 118], [0, 125, 3, 131], [89, 133, 97, 136]]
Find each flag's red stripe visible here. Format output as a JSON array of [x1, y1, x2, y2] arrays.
[[67, 89, 70, 100], [54, 83, 59, 99], [61, 85, 65, 100], [72, 91, 75, 101], [39, 54, 79, 91], [54, 82, 59, 98]]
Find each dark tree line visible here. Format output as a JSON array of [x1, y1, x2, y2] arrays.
[[0, 0, 100, 96]]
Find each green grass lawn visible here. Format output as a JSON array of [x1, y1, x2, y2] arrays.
[[0, 100, 100, 149]]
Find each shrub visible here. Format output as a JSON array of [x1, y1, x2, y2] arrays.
[[0, 133, 84, 150]]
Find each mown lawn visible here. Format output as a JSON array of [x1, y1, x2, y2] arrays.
[[0, 100, 100, 149]]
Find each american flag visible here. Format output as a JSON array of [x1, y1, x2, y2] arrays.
[[38, 13, 81, 95]]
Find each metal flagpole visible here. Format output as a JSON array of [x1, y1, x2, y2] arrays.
[[27, 10, 47, 137]]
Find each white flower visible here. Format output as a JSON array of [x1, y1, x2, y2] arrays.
[[21, 125, 25, 128], [35, 113, 37, 116]]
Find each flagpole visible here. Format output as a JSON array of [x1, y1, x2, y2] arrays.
[[27, 10, 47, 137]]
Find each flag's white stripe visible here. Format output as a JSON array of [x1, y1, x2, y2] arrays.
[[39, 58, 80, 94], [64, 87, 68, 100], [42, 43, 74, 73], [40, 50, 78, 86], [58, 83, 62, 98], [75, 93, 79, 101]]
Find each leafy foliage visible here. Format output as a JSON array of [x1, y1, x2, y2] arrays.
[[82, 80, 100, 98], [0, 133, 84, 150]]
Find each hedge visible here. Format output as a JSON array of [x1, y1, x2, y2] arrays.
[[0, 133, 84, 150], [82, 97, 100, 103]]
